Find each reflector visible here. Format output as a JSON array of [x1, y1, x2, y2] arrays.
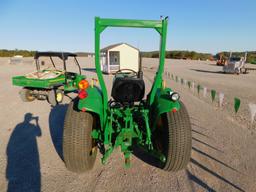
[[78, 90, 88, 99], [172, 108, 177, 112]]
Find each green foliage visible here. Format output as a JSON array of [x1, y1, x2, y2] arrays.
[[141, 50, 213, 61], [141, 50, 256, 64], [0, 49, 35, 57], [1, 49, 255, 64], [0, 49, 94, 58]]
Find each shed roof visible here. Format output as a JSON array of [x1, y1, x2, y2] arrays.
[[101, 43, 139, 52]]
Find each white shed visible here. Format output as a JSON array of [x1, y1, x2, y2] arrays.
[[101, 43, 139, 74]]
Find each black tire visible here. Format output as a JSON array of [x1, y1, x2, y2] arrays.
[[153, 101, 192, 171], [48, 89, 63, 106], [19, 88, 35, 102], [63, 100, 97, 172], [48, 90, 57, 106]]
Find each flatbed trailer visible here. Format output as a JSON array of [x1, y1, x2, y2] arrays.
[[13, 73, 65, 88]]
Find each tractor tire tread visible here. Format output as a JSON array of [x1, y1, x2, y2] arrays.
[[163, 101, 192, 171], [63, 100, 97, 173]]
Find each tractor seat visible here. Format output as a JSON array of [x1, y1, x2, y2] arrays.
[[111, 77, 145, 103]]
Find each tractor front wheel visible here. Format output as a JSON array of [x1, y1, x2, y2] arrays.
[[63, 100, 97, 172], [153, 101, 192, 171]]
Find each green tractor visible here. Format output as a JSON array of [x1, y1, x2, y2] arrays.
[[63, 17, 192, 172], [12, 52, 85, 106]]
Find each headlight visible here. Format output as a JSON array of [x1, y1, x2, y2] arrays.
[[169, 92, 180, 101]]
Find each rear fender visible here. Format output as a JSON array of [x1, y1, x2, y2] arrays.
[[77, 86, 104, 128], [150, 88, 181, 129]]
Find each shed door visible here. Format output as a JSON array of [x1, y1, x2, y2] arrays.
[[109, 51, 120, 65]]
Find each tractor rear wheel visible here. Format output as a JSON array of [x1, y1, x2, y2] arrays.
[[153, 101, 192, 171], [19, 88, 35, 102], [63, 100, 97, 172]]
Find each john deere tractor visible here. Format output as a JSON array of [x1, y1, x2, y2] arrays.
[[63, 17, 192, 172]]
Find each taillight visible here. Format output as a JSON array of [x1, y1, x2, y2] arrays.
[[78, 79, 89, 90], [78, 90, 88, 99]]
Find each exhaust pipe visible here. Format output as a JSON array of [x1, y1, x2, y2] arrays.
[[138, 52, 143, 79]]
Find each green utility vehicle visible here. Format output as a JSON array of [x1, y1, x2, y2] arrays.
[[63, 17, 192, 172], [12, 52, 85, 106]]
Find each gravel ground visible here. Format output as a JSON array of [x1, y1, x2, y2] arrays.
[[0, 57, 255, 192]]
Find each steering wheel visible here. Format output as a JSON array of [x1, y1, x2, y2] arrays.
[[115, 69, 138, 78]]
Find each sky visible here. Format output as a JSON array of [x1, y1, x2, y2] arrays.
[[0, 0, 255, 54]]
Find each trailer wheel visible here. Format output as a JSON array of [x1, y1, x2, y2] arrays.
[[241, 68, 247, 74], [63, 100, 97, 172], [153, 101, 192, 171], [19, 88, 35, 102]]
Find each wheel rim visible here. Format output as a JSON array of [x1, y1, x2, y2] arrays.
[[56, 92, 63, 102], [26, 90, 35, 100], [153, 114, 169, 157], [155, 116, 164, 152], [90, 116, 98, 157], [90, 139, 97, 156]]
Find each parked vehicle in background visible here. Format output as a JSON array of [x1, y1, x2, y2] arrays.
[[12, 52, 85, 106], [216, 55, 227, 66], [223, 52, 247, 74]]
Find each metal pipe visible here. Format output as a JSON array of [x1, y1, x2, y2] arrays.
[[62, 52, 67, 84], [50, 56, 56, 69], [74, 57, 82, 74], [137, 52, 143, 79]]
